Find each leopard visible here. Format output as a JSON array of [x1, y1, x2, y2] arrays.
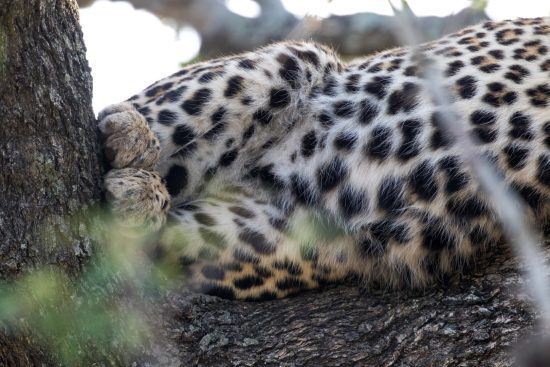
[[98, 17, 550, 301]]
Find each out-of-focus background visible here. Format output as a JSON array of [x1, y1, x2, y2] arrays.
[[78, 0, 550, 113]]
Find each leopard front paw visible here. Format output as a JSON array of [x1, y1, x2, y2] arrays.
[[98, 102, 160, 170], [104, 168, 170, 232]]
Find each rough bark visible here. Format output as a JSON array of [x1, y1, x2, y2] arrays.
[[0, 0, 102, 278], [77, 0, 489, 58], [0, 0, 102, 364], [0, 1, 547, 366], [139, 244, 546, 367]]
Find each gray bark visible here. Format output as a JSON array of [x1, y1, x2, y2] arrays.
[[0, 0, 101, 364], [141, 244, 546, 367], [0, 0, 102, 278], [77, 0, 489, 58]]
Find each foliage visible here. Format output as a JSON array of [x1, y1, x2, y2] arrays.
[[470, 0, 489, 11], [0, 211, 173, 366], [0, 194, 332, 365]]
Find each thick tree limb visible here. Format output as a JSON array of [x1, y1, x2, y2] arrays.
[[77, 0, 489, 58], [134, 244, 545, 366]]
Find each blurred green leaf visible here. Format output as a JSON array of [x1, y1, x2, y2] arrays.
[[0, 208, 170, 365], [470, 0, 488, 11]]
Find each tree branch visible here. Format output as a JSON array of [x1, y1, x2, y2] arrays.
[[134, 244, 546, 366], [77, 0, 489, 58]]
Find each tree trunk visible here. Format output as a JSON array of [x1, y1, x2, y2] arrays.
[[0, 0, 102, 364], [0, 0, 102, 278], [0, 1, 546, 366]]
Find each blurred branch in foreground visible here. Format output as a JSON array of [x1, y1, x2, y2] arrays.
[[77, 0, 489, 58]]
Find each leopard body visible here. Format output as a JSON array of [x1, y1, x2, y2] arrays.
[[99, 17, 550, 300]]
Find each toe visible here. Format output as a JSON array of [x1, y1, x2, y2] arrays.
[[104, 168, 169, 232], [97, 102, 135, 122]]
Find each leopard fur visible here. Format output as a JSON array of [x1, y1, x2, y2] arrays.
[[99, 17, 550, 300]]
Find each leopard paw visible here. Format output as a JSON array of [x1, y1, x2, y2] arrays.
[[104, 168, 170, 232], [98, 102, 160, 170]]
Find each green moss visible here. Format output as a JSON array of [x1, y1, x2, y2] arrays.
[[0, 27, 6, 78], [0, 3, 19, 79], [471, 0, 488, 11]]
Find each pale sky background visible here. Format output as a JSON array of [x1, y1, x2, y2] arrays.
[[80, 0, 550, 114]]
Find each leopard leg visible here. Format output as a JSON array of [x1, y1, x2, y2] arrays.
[[104, 168, 170, 232], [153, 187, 360, 300], [153, 185, 515, 300], [118, 42, 343, 200]]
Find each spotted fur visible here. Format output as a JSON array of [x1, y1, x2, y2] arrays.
[[101, 18, 550, 300]]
